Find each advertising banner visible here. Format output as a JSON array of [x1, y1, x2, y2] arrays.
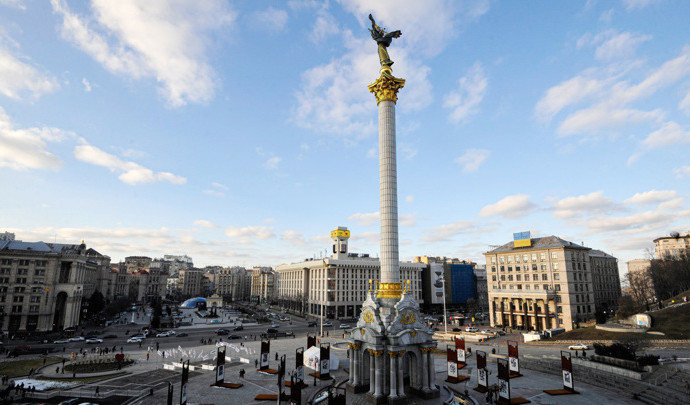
[[446, 345, 458, 382], [476, 350, 488, 391], [260, 340, 270, 370], [561, 351, 574, 391], [431, 263, 445, 304], [508, 340, 520, 375], [180, 361, 189, 405], [216, 345, 226, 384], [295, 347, 304, 384], [455, 336, 466, 364], [497, 358, 510, 402], [320, 344, 330, 378]]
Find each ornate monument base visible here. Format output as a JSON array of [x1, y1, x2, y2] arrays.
[[347, 287, 440, 404]]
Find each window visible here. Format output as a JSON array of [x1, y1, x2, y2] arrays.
[[515, 266, 521, 272], [33, 278, 44, 284], [540, 253, 546, 261], [555, 284, 561, 291], [13, 287, 25, 293], [491, 257, 496, 264], [524, 274, 530, 281], [523, 254, 529, 262], [577, 306, 581, 314], [583, 263, 587, 270], [552, 262, 559, 270], [491, 266, 496, 272], [500, 275, 505, 281], [555, 296, 561, 303], [532, 264, 537, 271], [541, 274, 548, 281], [30, 296, 40, 303], [34, 269, 45, 276], [534, 284, 540, 290], [500, 256, 505, 264], [508, 275, 513, 281], [558, 318, 563, 325], [29, 305, 39, 313], [587, 305, 591, 313], [553, 273, 559, 280], [13, 296, 23, 302], [543, 284, 549, 290], [515, 255, 520, 263], [557, 306, 562, 313], [508, 266, 513, 272], [517, 284, 522, 290], [540, 264, 547, 271], [551, 252, 558, 259], [35, 260, 47, 267], [507, 256, 512, 263], [17, 268, 28, 275], [11, 305, 22, 313], [525, 284, 530, 290], [509, 285, 514, 290], [577, 263, 581, 270], [516, 275, 521, 281], [500, 266, 505, 272], [531, 254, 537, 261], [18, 260, 29, 266]]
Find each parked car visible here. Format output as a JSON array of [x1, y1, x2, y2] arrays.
[[452, 328, 462, 332], [323, 322, 333, 327], [156, 332, 170, 337], [227, 334, 241, 340], [568, 343, 589, 350], [85, 338, 103, 344], [266, 328, 279, 334], [271, 323, 280, 328], [339, 324, 351, 329], [480, 329, 494, 335]]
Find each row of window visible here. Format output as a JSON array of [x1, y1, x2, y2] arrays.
[[493, 273, 556, 282], [0, 277, 44, 285], [492, 284, 558, 291], [0, 259, 47, 267], [492, 252, 559, 265], [1, 305, 41, 313]]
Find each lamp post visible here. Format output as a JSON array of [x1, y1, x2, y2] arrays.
[[441, 275, 448, 334]]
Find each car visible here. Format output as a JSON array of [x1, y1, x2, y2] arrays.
[[58, 399, 81, 405], [103, 334, 118, 339], [480, 329, 494, 335], [176, 332, 189, 337], [85, 338, 103, 344], [215, 329, 230, 335], [68, 336, 85, 342], [307, 321, 317, 327], [339, 324, 351, 329], [452, 328, 462, 332], [127, 337, 143, 343], [568, 343, 590, 350], [54, 338, 71, 344], [266, 328, 279, 334], [156, 332, 170, 337], [465, 326, 478, 333], [496, 330, 506, 336], [323, 322, 333, 327], [227, 334, 241, 340], [271, 323, 280, 328], [130, 334, 146, 339], [167, 330, 176, 335]]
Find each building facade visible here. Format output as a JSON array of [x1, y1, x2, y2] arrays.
[[214, 266, 249, 302], [654, 231, 690, 259], [250, 267, 275, 304], [0, 239, 98, 332], [485, 235, 620, 332], [276, 227, 425, 320], [178, 269, 205, 298]]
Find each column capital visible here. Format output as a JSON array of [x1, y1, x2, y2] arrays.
[[367, 348, 384, 357], [420, 346, 436, 354], [348, 343, 361, 350], [368, 72, 406, 105]]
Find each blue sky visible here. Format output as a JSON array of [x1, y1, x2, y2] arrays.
[[1, 0, 689, 274]]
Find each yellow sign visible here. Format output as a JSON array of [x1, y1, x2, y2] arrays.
[[514, 239, 531, 248], [331, 229, 350, 238]]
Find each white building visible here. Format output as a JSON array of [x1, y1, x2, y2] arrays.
[[276, 227, 424, 320]]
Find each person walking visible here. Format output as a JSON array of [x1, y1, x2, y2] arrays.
[[95, 386, 100, 397], [146, 353, 150, 361], [255, 359, 258, 368]]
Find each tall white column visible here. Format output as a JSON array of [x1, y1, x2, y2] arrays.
[[369, 352, 376, 394], [389, 354, 399, 397], [378, 100, 399, 285], [374, 353, 383, 396], [421, 350, 429, 391]]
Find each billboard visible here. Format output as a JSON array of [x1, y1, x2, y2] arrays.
[[446, 345, 458, 382], [497, 358, 510, 402], [216, 346, 226, 384], [431, 262, 445, 304], [260, 340, 270, 370], [320, 344, 330, 379], [295, 347, 304, 384], [476, 350, 488, 392], [455, 336, 466, 364], [508, 341, 520, 376], [561, 351, 574, 391]]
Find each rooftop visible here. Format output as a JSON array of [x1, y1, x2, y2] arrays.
[[486, 235, 590, 254]]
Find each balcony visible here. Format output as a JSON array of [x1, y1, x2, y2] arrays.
[[489, 289, 557, 299]]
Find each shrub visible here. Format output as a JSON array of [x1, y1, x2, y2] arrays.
[[593, 342, 636, 361], [637, 355, 660, 367]]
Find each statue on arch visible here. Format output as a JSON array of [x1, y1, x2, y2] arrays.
[[368, 14, 401, 68]]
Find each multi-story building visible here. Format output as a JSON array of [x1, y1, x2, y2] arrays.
[[178, 269, 205, 298], [484, 234, 620, 332], [250, 267, 275, 304], [215, 266, 249, 302], [0, 239, 98, 332], [654, 231, 690, 259], [474, 264, 489, 313], [589, 249, 622, 315], [626, 259, 655, 305], [414, 256, 485, 313], [276, 227, 424, 320], [124, 256, 152, 273]]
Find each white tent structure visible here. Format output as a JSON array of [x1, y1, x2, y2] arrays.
[[303, 346, 340, 371]]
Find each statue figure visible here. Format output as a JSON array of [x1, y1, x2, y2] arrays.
[[368, 14, 401, 69]]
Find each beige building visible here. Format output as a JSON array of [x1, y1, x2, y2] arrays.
[[0, 239, 107, 332], [250, 267, 275, 304], [654, 231, 690, 259], [214, 266, 249, 302], [484, 235, 620, 332], [178, 269, 209, 298], [276, 227, 424, 319], [626, 259, 655, 305]]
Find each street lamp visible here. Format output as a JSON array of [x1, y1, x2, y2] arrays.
[[440, 275, 448, 334]]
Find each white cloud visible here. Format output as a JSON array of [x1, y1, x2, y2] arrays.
[[254, 7, 288, 32], [640, 121, 690, 149], [399, 142, 417, 160], [348, 211, 379, 227], [534, 76, 606, 122], [0, 42, 59, 100], [73, 138, 186, 185], [444, 62, 487, 123], [225, 225, 275, 242], [51, 0, 235, 107], [586, 210, 683, 233], [622, 0, 660, 11], [479, 194, 537, 219], [81, 78, 92, 92], [0, 107, 67, 170], [281, 230, 310, 247], [193, 220, 218, 228], [265, 156, 282, 170], [211, 182, 228, 190], [399, 213, 417, 227], [0, 0, 26, 10], [455, 148, 490, 173], [659, 198, 684, 211], [203, 189, 224, 197], [405, 195, 414, 203], [552, 191, 616, 219], [309, 8, 339, 43], [680, 92, 690, 115], [420, 220, 484, 242], [558, 107, 663, 136], [577, 30, 651, 61], [675, 166, 690, 178], [624, 190, 678, 205]]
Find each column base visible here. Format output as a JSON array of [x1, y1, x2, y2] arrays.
[[387, 395, 407, 405], [416, 387, 440, 399], [366, 393, 387, 404]]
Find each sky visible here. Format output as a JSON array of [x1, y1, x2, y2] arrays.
[[1, 0, 689, 275]]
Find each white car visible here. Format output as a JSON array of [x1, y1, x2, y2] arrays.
[[465, 326, 478, 333], [127, 337, 143, 343], [85, 338, 103, 344], [339, 324, 351, 329], [54, 338, 71, 344], [480, 329, 494, 335], [568, 343, 589, 350], [323, 322, 333, 327], [156, 332, 170, 337], [68, 336, 85, 342]]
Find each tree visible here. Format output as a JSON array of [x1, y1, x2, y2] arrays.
[[616, 295, 638, 319], [88, 290, 106, 315], [648, 250, 690, 301]]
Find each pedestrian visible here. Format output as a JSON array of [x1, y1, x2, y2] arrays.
[[684, 380, 690, 395], [255, 359, 258, 368], [55, 367, 59, 374], [582, 350, 587, 360], [275, 352, 278, 361], [575, 350, 579, 358], [147, 353, 150, 361], [95, 386, 100, 397]]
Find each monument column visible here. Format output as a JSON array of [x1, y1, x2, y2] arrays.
[[420, 349, 429, 391], [388, 352, 398, 397], [369, 350, 376, 394], [374, 350, 383, 397]]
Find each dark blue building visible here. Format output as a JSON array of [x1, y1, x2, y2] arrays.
[[449, 264, 475, 304]]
